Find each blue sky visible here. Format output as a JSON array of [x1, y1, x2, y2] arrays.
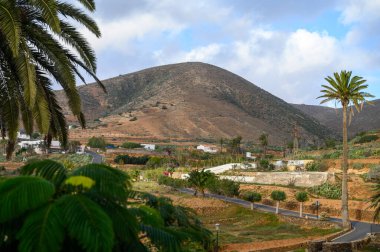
[[78, 0, 380, 105]]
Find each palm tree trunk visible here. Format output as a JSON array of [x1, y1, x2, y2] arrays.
[[300, 202, 303, 217], [342, 104, 350, 229]]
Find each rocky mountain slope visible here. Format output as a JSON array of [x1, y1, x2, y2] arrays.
[[57, 62, 336, 145], [293, 99, 380, 137]]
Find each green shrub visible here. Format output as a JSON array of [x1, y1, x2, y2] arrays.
[[121, 142, 142, 149], [114, 155, 149, 165], [87, 136, 107, 149], [352, 163, 365, 170], [158, 175, 188, 188], [355, 135, 379, 144], [306, 160, 328, 172], [364, 165, 380, 182], [295, 191, 309, 202], [322, 151, 341, 159], [242, 192, 262, 203], [309, 183, 341, 199], [271, 190, 287, 201], [206, 177, 240, 197]]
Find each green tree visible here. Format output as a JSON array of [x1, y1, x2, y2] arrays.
[[259, 133, 268, 157], [188, 169, 215, 197], [0, 0, 105, 159], [318, 70, 373, 228], [295, 191, 309, 217], [243, 192, 262, 210], [121, 142, 142, 149], [228, 136, 242, 154], [87, 136, 107, 149], [67, 140, 81, 153], [271, 190, 286, 214], [0, 160, 211, 251]]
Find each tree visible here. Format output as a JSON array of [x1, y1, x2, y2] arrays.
[[67, 140, 81, 153], [0, 0, 105, 159], [370, 183, 380, 222], [271, 190, 286, 214], [259, 133, 268, 157], [228, 136, 242, 154], [318, 70, 373, 228], [87, 136, 107, 149], [295, 191, 309, 217], [219, 138, 224, 153], [243, 192, 262, 210], [188, 169, 214, 197], [0, 160, 211, 251]]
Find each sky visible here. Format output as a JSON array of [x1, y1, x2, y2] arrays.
[[77, 0, 380, 105]]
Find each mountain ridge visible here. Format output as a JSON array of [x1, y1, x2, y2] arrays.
[[57, 62, 337, 145]]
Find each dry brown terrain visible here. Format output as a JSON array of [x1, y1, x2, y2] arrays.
[[57, 62, 336, 145]]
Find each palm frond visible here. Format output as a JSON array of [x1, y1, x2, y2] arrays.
[[0, 176, 54, 222], [17, 203, 64, 252], [28, 0, 61, 33], [72, 164, 131, 202], [57, 194, 114, 252], [0, 1, 21, 56], [20, 159, 67, 188], [140, 224, 181, 252]]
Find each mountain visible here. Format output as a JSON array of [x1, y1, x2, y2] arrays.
[[57, 62, 336, 145], [293, 99, 380, 137]]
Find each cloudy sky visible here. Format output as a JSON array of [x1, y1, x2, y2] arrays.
[[78, 0, 380, 105]]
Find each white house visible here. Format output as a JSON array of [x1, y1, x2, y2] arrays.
[[17, 132, 30, 140], [141, 144, 155, 151], [196, 145, 218, 153], [18, 140, 43, 149]]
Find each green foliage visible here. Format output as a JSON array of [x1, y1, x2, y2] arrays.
[[0, 159, 211, 251], [309, 183, 341, 199], [355, 135, 379, 144], [324, 138, 337, 149], [206, 178, 240, 197], [352, 163, 365, 170], [114, 155, 150, 165], [242, 192, 262, 203], [295, 191, 309, 202], [270, 190, 286, 202], [306, 160, 328, 172], [322, 151, 342, 159], [188, 169, 215, 197], [363, 165, 380, 182], [158, 176, 189, 188], [87, 136, 107, 149], [121, 142, 142, 149]]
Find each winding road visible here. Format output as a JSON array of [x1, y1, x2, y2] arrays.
[[85, 152, 379, 243], [178, 188, 380, 243], [86, 150, 103, 164]]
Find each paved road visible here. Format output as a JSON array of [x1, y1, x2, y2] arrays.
[[85, 150, 103, 164], [178, 188, 380, 242]]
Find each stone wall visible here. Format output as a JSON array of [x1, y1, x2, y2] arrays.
[[220, 172, 334, 187]]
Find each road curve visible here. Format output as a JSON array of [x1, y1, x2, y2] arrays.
[[178, 188, 380, 242], [85, 150, 103, 164]]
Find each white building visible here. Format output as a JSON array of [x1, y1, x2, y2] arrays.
[[18, 140, 43, 148], [141, 144, 155, 151], [196, 145, 218, 153], [17, 132, 30, 140]]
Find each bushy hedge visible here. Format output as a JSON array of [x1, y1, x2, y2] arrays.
[[309, 183, 341, 199], [158, 175, 189, 188], [87, 136, 107, 149], [114, 155, 150, 165], [206, 178, 240, 197], [242, 191, 262, 203], [355, 135, 379, 144], [306, 160, 328, 172], [121, 142, 142, 149]]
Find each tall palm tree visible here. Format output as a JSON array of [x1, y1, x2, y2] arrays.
[[318, 70, 373, 228], [0, 0, 105, 159], [0, 160, 211, 251], [259, 133, 268, 158]]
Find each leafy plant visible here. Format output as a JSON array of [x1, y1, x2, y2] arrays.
[[0, 160, 211, 251], [309, 183, 341, 199], [87, 137, 107, 149], [271, 190, 286, 214], [355, 135, 379, 144], [295, 191, 309, 217], [121, 142, 142, 149], [306, 160, 328, 172], [188, 169, 215, 197], [114, 155, 150, 165]]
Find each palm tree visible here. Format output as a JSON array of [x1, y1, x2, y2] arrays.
[[259, 133, 268, 158], [295, 191, 309, 218], [0, 0, 105, 159], [0, 160, 211, 251], [318, 70, 373, 229], [188, 169, 214, 197]]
